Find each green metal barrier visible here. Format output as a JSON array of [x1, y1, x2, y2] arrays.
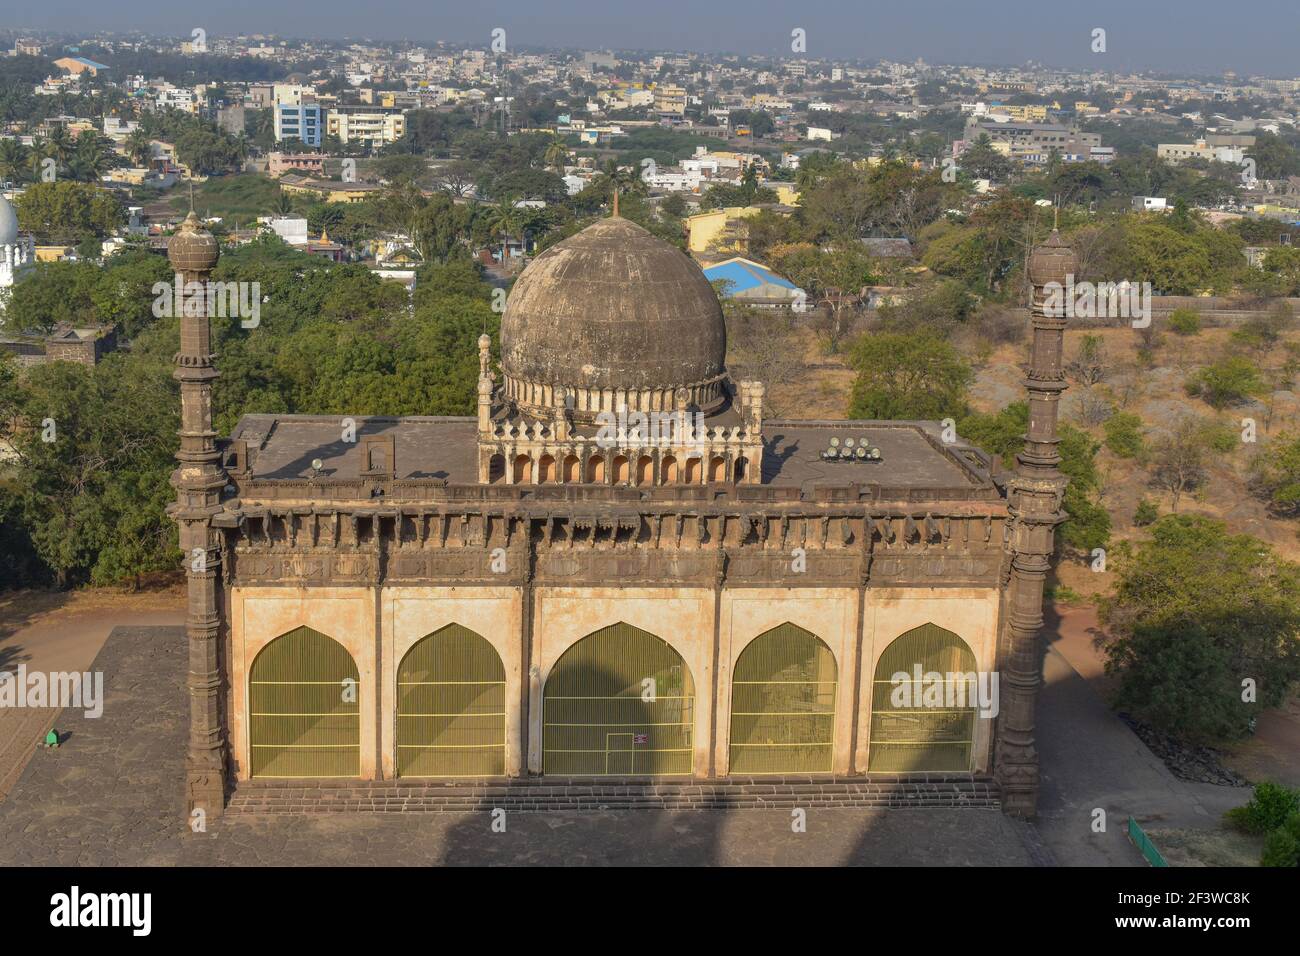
[[1128, 816, 1170, 867]]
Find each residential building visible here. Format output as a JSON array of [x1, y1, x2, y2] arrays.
[[326, 106, 406, 147], [275, 102, 324, 147]]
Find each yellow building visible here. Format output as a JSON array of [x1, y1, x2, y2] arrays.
[[279, 175, 383, 204], [686, 203, 797, 255], [35, 245, 76, 262]]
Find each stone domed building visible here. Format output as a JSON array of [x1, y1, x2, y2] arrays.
[[174, 213, 1069, 818], [0, 193, 35, 301]]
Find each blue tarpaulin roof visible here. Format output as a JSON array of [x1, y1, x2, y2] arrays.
[[702, 258, 798, 294]]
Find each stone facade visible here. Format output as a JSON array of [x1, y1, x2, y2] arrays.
[[174, 214, 1069, 819]]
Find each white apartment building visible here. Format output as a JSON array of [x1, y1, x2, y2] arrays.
[[326, 108, 407, 147], [1157, 140, 1246, 165]]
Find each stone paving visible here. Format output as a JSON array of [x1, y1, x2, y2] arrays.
[[0, 626, 1042, 866]]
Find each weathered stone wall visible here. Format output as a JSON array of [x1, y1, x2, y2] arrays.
[[225, 580, 1002, 781]]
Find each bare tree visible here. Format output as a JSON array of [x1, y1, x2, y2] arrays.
[[1067, 333, 1108, 386], [1149, 417, 1209, 512], [723, 303, 807, 417]]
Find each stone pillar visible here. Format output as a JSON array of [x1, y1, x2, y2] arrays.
[[166, 212, 229, 819], [477, 333, 494, 436], [995, 230, 1072, 817]]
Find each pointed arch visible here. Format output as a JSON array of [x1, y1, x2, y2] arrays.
[[249, 626, 360, 778], [729, 623, 837, 774], [543, 622, 694, 776], [869, 623, 978, 772], [396, 624, 506, 777]]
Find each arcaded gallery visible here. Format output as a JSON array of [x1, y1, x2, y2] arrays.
[[169, 212, 1073, 817]]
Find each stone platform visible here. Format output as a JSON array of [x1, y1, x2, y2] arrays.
[[228, 775, 1000, 813]]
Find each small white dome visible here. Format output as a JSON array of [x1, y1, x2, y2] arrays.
[[0, 193, 17, 246]]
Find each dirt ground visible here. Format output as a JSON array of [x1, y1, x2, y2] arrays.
[[770, 322, 1300, 576], [1145, 826, 1264, 867]]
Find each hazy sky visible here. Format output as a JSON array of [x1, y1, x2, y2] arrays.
[[6, 0, 1298, 77]]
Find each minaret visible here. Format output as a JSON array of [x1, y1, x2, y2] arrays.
[[995, 230, 1072, 817], [166, 211, 229, 819]]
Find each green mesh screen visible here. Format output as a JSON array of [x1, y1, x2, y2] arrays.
[[729, 623, 836, 774], [543, 622, 694, 776], [868, 622, 977, 773], [397, 624, 506, 777], [249, 626, 360, 777]]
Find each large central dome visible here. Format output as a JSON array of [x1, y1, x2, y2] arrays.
[[500, 217, 728, 422]]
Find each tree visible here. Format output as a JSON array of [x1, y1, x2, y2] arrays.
[[1103, 411, 1146, 460], [1097, 515, 1300, 742], [772, 243, 879, 351], [957, 401, 1111, 552], [847, 330, 971, 420], [125, 127, 154, 168], [1067, 334, 1108, 386], [14, 180, 124, 242], [0, 138, 28, 184], [1150, 416, 1209, 511], [543, 134, 569, 173], [1185, 355, 1264, 409], [1250, 433, 1300, 518], [67, 131, 116, 182], [5, 356, 179, 588], [484, 195, 524, 261]]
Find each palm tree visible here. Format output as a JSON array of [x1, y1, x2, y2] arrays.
[[484, 195, 524, 262], [70, 132, 113, 182], [0, 138, 28, 184], [598, 159, 644, 212], [543, 134, 569, 173], [125, 128, 153, 168], [28, 140, 56, 182], [269, 190, 297, 217], [43, 125, 72, 166]]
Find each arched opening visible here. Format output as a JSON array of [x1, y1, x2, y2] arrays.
[[684, 456, 701, 484], [512, 454, 531, 484], [612, 455, 630, 484], [397, 624, 506, 777], [636, 455, 653, 485], [249, 626, 359, 778], [869, 623, 978, 773], [708, 456, 726, 482], [488, 454, 505, 484], [586, 455, 605, 483], [660, 455, 678, 484], [562, 454, 581, 483], [538, 454, 556, 483], [543, 623, 694, 776], [729, 623, 836, 774], [734, 456, 748, 482]]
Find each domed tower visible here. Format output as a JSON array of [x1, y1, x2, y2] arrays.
[[166, 211, 230, 818], [994, 228, 1073, 818], [0, 193, 35, 297], [500, 217, 728, 421], [479, 216, 764, 485]]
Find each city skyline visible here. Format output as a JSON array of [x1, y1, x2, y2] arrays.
[[3, 0, 1300, 77]]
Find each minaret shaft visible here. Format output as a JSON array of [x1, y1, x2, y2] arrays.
[[995, 231, 1071, 817], [167, 213, 229, 820]]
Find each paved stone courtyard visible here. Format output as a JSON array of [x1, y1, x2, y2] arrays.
[[0, 626, 1044, 866]]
